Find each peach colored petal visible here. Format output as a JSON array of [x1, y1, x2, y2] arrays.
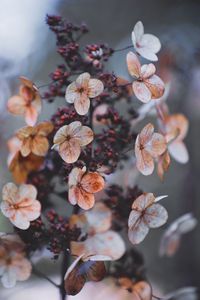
[[168, 141, 189, 164], [88, 79, 104, 98], [135, 146, 154, 175], [31, 136, 49, 156], [67, 121, 82, 135], [59, 139, 81, 163], [17, 126, 34, 139], [73, 125, 94, 146], [165, 114, 189, 141], [157, 151, 171, 181], [139, 123, 154, 145], [141, 64, 156, 79], [14, 258, 32, 281], [133, 281, 152, 300], [144, 204, 168, 228], [32, 95, 42, 113], [71, 231, 125, 260], [20, 138, 32, 157], [65, 82, 79, 104], [81, 172, 105, 194], [69, 186, 95, 210], [144, 75, 165, 99], [53, 125, 69, 145], [76, 72, 90, 88], [7, 96, 26, 115], [132, 193, 155, 210], [36, 121, 54, 136], [132, 81, 151, 103], [18, 200, 41, 221], [126, 52, 141, 78], [146, 133, 166, 157], [19, 76, 34, 89], [25, 106, 38, 126], [2, 183, 18, 204], [74, 94, 90, 115]]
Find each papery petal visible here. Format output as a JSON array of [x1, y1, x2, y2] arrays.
[[136, 47, 158, 62], [7, 96, 26, 115], [32, 136, 49, 156], [85, 202, 112, 233], [19, 184, 37, 201], [135, 145, 154, 175], [53, 125, 69, 145], [132, 21, 144, 44], [88, 79, 104, 98], [2, 183, 18, 203], [144, 203, 168, 228], [81, 172, 105, 193], [128, 210, 141, 228], [71, 231, 125, 260], [18, 200, 41, 221], [141, 64, 156, 79], [168, 141, 189, 163], [126, 52, 141, 78], [74, 94, 90, 115], [139, 123, 154, 145], [165, 114, 189, 141], [157, 151, 171, 181], [128, 219, 149, 244], [144, 75, 165, 99], [76, 72, 90, 87], [25, 106, 38, 126], [20, 138, 32, 157], [68, 167, 85, 187], [65, 82, 79, 103], [74, 126, 94, 146], [1, 268, 17, 288], [0, 201, 15, 218], [132, 81, 151, 103], [59, 139, 81, 163], [69, 187, 95, 210], [68, 121, 82, 135], [9, 211, 30, 230], [140, 33, 161, 53], [17, 126, 34, 139], [146, 133, 166, 157], [36, 121, 54, 136], [132, 193, 155, 211]]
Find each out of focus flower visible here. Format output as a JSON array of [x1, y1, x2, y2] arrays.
[[7, 137, 44, 184], [64, 254, 107, 295], [132, 21, 161, 61], [118, 277, 152, 300], [65, 73, 104, 115], [53, 121, 94, 163], [159, 213, 197, 257], [128, 193, 168, 244], [127, 52, 165, 103], [0, 233, 31, 288], [16, 121, 53, 157], [70, 202, 125, 259], [1, 183, 41, 230], [68, 167, 105, 210], [7, 77, 41, 126], [135, 123, 167, 175], [156, 150, 171, 181]]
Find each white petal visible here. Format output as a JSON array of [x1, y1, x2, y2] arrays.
[[144, 203, 168, 228], [65, 82, 79, 103], [128, 220, 149, 244], [1, 268, 17, 288], [168, 141, 189, 164]]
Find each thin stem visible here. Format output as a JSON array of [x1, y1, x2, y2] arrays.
[[114, 45, 132, 53], [32, 266, 60, 288], [60, 252, 69, 300]]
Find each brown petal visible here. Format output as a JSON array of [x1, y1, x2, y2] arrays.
[[69, 186, 95, 210], [36, 121, 54, 136], [141, 64, 156, 79], [7, 96, 26, 115], [25, 106, 38, 126], [157, 151, 171, 181], [20, 138, 32, 157], [32, 136, 49, 156], [126, 52, 141, 78], [81, 172, 105, 194], [144, 75, 165, 99]]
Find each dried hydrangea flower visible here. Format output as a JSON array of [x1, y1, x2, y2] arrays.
[[7, 77, 41, 126], [70, 202, 125, 259], [159, 213, 197, 257], [118, 277, 152, 300], [1, 183, 41, 230], [68, 167, 105, 210], [128, 193, 168, 244], [16, 121, 53, 157], [65, 72, 104, 115], [7, 137, 44, 184], [127, 52, 165, 103], [53, 121, 94, 163], [0, 233, 31, 288], [132, 21, 161, 61], [156, 150, 171, 181], [64, 254, 107, 295], [135, 123, 167, 175]]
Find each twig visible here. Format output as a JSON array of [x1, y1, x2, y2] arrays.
[[114, 45, 133, 53], [32, 266, 60, 288]]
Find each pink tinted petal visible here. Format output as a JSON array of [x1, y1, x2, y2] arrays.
[[68, 187, 78, 205], [2, 183, 18, 203], [10, 211, 30, 230], [7, 96, 26, 115], [85, 203, 112, 234], [65, 82, 79, 103], [74, 95, 90, 115], [135, 141, 154, 175], [69, 187, 95, 210], [88, 79, 104, 98], [76, 72, 90, 87], [19, 184, 37, 201], [144, 203, 168, 228], [141, 64, 156, 79], [0, 201, 15, 218], [53, 125, 69, 145], [132, 81, 151, 103], [139, 123, 154, 145], [146, 133, 166, 157], [133, 281, 152, 300], [132, 193, 155, 211], [144, 75, 165, 99], [68, 121, 82, 135], [71, 231, 125, 260], [74, 126, 94, 146], [59, 139, 81, 163], [19, 201, 41, 222], [25, 106, 38, 126], [126, 52, 141, 78], [128, 219, 149, 244], [32, 95, 42, 113], [15, 258, 32, 281], [168, 141, 189, 163]]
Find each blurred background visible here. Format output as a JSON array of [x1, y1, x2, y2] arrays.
[[1, 0, 200, 299]]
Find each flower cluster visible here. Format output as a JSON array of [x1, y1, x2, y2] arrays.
[[0, 16, 194, 300]]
